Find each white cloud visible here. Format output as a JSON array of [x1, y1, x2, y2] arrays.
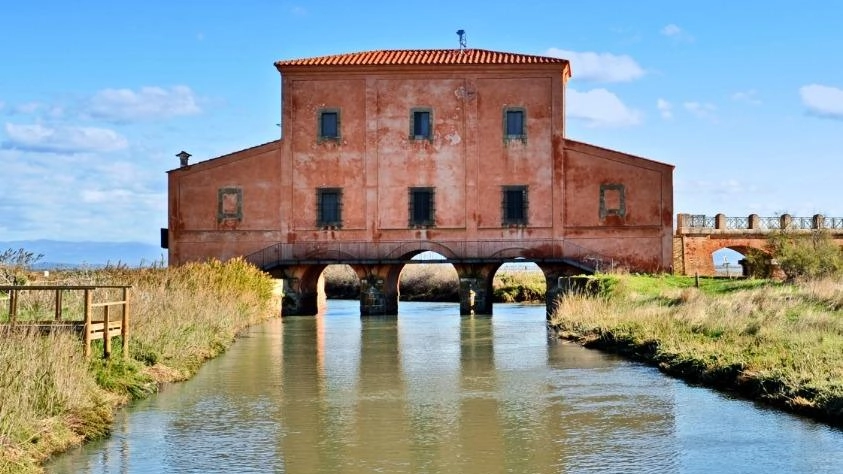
[[731, 89, 762, 105], [3, 123, 128, 154], [684, 101, 717, 121], [545, 48, 644, 83], [81, 188, 135, 204], [0, 145, 167, 244], [661, 24, 682, 37], [568, 88, 641, 127], [799, 84, 843, 119], [661, 24, 693, 42], [12, 102, 41, 115], [657, 98, 673, 119], [85, 85, 202, 122]]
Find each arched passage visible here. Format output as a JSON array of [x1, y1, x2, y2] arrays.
[[270, 264, 329, 316], [712, 245, 771, 277], [492, 259, 546, 303], [398, 253, 460, 303], [323, 264, 360, 299]]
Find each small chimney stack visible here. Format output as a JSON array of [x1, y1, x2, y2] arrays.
[[176, 150, 191, 167]]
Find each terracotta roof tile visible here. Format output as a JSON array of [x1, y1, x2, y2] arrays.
[[275, 49, 570, 71]]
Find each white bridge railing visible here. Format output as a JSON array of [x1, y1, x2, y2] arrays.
[[678, 213, 843, 231]]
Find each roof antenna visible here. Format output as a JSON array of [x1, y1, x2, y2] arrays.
[[457, 29, 467, 51]]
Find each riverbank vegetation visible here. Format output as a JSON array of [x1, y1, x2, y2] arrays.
[[0, 258, 277, 473], [323, 263, 546, 302], [552, 229, 843, 426], [550, 273, 843, 426]]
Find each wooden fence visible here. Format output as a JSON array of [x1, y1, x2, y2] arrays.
[[0, 285, 131, 359]]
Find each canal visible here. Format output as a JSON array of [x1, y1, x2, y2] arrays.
[[48, 300, 843, 473]]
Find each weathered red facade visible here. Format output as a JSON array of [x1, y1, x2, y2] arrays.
[[166, 48, 673, 314]]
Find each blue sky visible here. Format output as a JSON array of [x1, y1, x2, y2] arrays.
[[2, 1, 842, 249]]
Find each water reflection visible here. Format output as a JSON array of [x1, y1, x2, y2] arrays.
[[47, 301, 843, 474]]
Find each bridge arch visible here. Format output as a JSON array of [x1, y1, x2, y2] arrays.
[[385, 241, 461, 260], [272, 263, 330, 316], [489, 246, 536, 259]]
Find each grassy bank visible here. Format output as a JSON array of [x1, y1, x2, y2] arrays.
[[323, 264, 546, 302], [0, 258, 278, 473], [549, 274, 843, 426]]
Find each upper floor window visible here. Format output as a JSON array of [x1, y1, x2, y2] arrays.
[[503, 107, 526, 143], [318, 108, 340, 141], [410, 108, 433, 141], [502, 185, 528, 226], [408, 187, 435, 227], [317, 188, 342, 228]]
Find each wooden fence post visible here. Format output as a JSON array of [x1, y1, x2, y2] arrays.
[[83, 289, 92, 357], [103, 304, 111, 359], [121, 287, 130, 359], [9, 289, 17, 323], [54, 289, 63, 321]]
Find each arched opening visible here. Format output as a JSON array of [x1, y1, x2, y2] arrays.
[[712, 246, 770, 278], [399, 251, 459, 303], [323, 264, 360, 300], [493, 258, 546, 303], [712, 248, 744, 277]]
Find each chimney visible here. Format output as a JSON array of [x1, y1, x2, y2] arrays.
[[176, 150, 191, 167]]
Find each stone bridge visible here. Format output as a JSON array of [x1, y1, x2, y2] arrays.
[[245, 238, 614, 317], [674, 213, 843, 276]]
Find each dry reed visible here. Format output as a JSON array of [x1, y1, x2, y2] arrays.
[[0, 258, 278, 473]]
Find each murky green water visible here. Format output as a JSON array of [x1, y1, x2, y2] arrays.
[[48, 301, 843, 473]]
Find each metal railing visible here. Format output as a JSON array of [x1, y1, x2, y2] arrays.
[[687, 215, 715, 228], [759, 217, 780, 230], [680, 214, 843, 231], [725, 217, 748, 229], [827, 218, 843, 229]]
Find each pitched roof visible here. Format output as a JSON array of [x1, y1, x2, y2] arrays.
[[275, 49, 570, 75]]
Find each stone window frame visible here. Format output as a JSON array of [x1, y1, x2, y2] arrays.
[[316, 187, 343, 229], [217, 187, 243, 222], [317, 108, 341, 143], [501, 185, 528, 226], [599, 183, 626, 219], [503, 106, 527, 144], [408, 186, 436, 228], [409, 107, 433, 142]]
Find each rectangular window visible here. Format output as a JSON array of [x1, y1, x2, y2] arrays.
[[503, 107, 526, 143], [318, 109, 340, 141], [408, 187, 435, 227], [317, 188, 342, 228], [502, 185, 528, 226], [410, 108, 433, 140]]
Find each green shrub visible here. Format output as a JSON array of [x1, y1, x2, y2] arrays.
[[767, 230, 843, 280]]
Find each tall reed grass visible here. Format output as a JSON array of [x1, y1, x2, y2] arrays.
[[0, 258, 278, 473]]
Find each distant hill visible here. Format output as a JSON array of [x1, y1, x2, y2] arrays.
[[0, 240, 166, 268]]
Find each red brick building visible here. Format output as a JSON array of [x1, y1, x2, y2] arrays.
[[165, 48, 673, 315]]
